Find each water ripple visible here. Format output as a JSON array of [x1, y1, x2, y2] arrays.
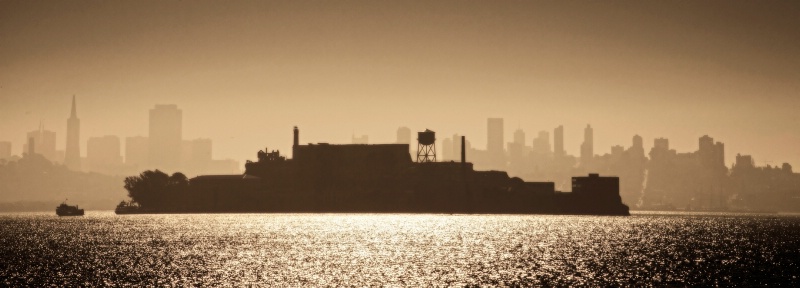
[[1, 212, 799, 286]]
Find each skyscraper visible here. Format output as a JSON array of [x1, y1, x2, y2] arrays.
[[442, 137, 453, 161], [487, 118, 505, 169], [533, 131, 552, 155], [632, 134, 643, 149], [149, 105, 182, 171], [64, 95, 81, 170], [23, 124, 56, 161], [629, 134, 645, 158], [396, 127, 411, 144], [699, 135, 725, 169], [397, 127, 412, 155], [513, 129, 525, 145], [451, 133, 461, 162], [554, 125, 564, 158], [653, 138, 669, 151], [580, 124, 593, 168]]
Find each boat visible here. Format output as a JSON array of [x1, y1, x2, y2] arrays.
[[56, 201, 84, 216], [115, 201, 145, 214]]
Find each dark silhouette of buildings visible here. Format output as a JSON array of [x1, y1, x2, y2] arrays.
[[64, 95, 81, 171], [119, 127, 629, 215]]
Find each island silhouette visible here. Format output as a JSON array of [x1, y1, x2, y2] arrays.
[[118, 127, 629, 215]]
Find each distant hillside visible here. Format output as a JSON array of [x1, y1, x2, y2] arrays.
[[0, 154, 126, 211]]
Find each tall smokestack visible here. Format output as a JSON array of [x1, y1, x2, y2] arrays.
[[293, 126, 299, 147], [461, 136, 466, 163]]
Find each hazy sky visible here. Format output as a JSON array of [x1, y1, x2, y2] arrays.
[[1, 0, 799, 167]]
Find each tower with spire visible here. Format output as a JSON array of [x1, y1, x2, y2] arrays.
[[65, 95, 81, 170]]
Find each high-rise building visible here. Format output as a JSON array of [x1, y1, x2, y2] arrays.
[[487, 118, 505, 169], [65, 95, 81, 170], [653, 138, 669, 151], [513, 129, 525, 145], [580, 124, 594, 167], [396, 127, 412, 155], [125, 136, 149, 168], [451, 133, 461, 162], [714, 142, 725, 168], [628, 134, 645, 159], [632, 135, 643, 149], [0, 141, 10, 160], [442, 137, 453, 161], [699, 135, 714, 154], [396, 127, 411, 144], [698, 135, 725, 168], [734, 154, 755, 170], [23, 124, 56, 161], [149, 105, 182, 171], [533, 131, 551, 155], [86, 135, 122, 173], [554, 125, 565, 158]]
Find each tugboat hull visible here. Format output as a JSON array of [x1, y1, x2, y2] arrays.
[[56, 203, 85, 216], [56, 210, 84, 216]]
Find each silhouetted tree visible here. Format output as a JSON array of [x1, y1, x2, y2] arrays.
[[168, 172, 188, 186], [124, 170, 169, 208], [123, 170, 192, 209]]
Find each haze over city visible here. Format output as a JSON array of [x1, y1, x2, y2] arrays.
[[2, 0, 799, 167], [5, 1, 800, 286]]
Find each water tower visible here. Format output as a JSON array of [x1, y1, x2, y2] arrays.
[[417, 129, 436, 163]]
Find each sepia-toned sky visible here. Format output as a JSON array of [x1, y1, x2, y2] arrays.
[[1, 0, 799, 167]]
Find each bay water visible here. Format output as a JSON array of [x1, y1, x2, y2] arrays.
[[1, 211, 798, 286]]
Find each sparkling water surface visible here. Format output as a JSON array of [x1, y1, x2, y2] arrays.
[[1, 211, 799, 286]]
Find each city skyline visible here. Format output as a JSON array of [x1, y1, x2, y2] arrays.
[[1, 0, 799, 167], [1, 97, 798, 173], [3, 2, 800, 285]]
